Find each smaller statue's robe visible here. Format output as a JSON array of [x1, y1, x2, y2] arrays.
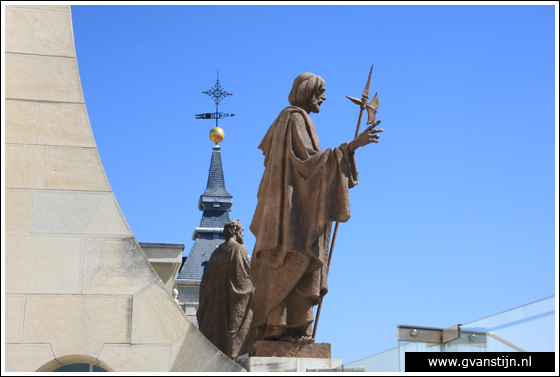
[[197, 240, 255, 358]]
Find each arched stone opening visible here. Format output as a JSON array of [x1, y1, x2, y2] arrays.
[[36, 355, 114, 372]]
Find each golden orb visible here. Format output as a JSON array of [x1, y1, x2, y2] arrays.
[[209, 127, 225, 143]]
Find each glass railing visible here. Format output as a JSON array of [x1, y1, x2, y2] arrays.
[[397, 296, 555, 371], [459, 296, 554, 353], [342, 296, 555, 372], [397, 327, 489, 369], [343, 347, 400, 372]]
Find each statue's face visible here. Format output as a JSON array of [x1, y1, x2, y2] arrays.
[[308, 84, 326, 113], [236, 227, 244, 244]]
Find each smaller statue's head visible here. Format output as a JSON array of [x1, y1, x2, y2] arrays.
[[288, 72, 326, 114], [224, 219, 243, 243]]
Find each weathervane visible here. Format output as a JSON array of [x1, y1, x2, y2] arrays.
[[195, 70, 235, 144]]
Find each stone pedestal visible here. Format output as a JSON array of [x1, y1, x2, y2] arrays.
[[241, 357, 342, 372], [252, 340, 331, 358], [242, 342, 339, 372]]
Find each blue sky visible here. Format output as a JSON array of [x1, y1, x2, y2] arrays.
[[71, 5, 557, 363]]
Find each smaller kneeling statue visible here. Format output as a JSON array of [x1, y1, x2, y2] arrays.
[[197, 219, 255, 359]]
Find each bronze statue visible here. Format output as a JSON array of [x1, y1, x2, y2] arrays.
[[197, 219, 255, 359], [249, 72, 383, 344]]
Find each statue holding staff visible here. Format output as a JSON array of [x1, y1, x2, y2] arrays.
[[250, 71, 383, 344]]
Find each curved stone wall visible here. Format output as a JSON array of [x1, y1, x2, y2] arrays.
[[4, 5, 243, 372]]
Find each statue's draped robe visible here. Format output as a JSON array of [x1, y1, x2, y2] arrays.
[[197, 240, 255, 358], [250, 106, 358, 338]]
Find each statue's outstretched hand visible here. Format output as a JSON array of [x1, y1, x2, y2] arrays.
[[349, 120, 383, 152]]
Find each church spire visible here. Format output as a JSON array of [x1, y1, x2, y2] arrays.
[[198, 145, 232, 213], [177, 72, 235, 281]]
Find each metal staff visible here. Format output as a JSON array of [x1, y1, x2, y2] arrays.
[[312, 65, 380, 340]]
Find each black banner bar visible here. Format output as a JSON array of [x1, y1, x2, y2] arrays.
[[405, 352, 556, 372]]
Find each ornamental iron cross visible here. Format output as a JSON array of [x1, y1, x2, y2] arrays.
[[195, 71, 235, 128]]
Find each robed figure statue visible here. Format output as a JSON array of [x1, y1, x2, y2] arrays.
[[197, 219, 255, 358], [250, 72, 382, 344]]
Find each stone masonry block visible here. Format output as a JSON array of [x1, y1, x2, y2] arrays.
[[6, 53, 83, 103], [5, 295, 25, 343], [241, 357, 342, 372], [5, 100, 39, 144], [170, 329, 243, 372], [97, 344, 170, 372], [201, 352, 247, 372], [31, 191, 130, 235], [8, 5, 70, 12], [5, 344, 58, 372], [47, 147, 110, 191], [6, 100, 95, 147], [241, 356, 297, 372], [296, 358, 342, 371], [131, 281, 193, 344], [5, 7, 75, 57], [37, 102, 95, 147], [5, 189, 33, 233], [5, 235, 83, 294], [23, 295, 132, 360], [82, 236, 159, 295], [6, 144, 47, 189]]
